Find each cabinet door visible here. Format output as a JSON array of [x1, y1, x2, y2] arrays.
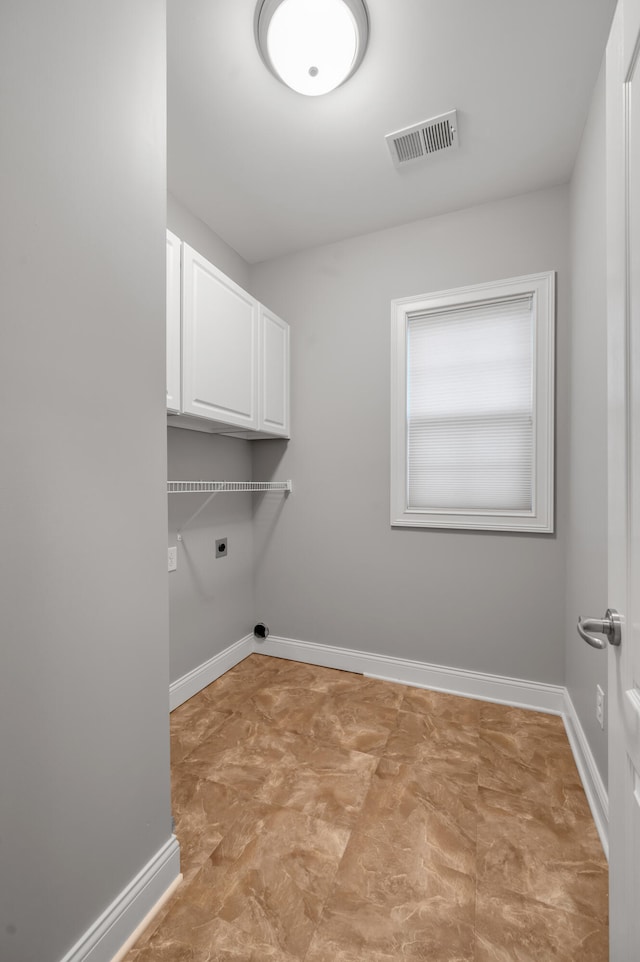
[[259, 306, 290, 437], [182, 244, 259, 429], [166, 230, 182, 414]]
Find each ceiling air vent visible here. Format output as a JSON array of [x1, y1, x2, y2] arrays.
[[386, 110, 459, 168]]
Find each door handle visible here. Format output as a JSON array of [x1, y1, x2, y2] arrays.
[[577, 608, 622, 649]]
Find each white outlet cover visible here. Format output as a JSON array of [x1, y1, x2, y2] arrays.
[[168, 546, 177, 572]]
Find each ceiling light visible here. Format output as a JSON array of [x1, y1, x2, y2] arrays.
[[255, 0, 369, 97]]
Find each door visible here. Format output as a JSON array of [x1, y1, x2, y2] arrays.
[[181, 243, 259, 429], [259, 305, 290, 437], [607, 0, 640, 956]]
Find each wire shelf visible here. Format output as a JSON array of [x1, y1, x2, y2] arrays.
[[167, 480, 292, 494], [168, 480, 292, 537]]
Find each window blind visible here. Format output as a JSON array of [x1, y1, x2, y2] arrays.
[[407, 295, 534, 513]]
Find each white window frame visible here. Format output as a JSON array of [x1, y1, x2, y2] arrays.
[[390, 271, 555, 533]]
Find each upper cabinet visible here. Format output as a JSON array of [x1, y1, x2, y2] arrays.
[[166, 234, 290, 439], [182, 244, 259, 430], [166, 230, 182, 414], [260, 305, 290, 438]]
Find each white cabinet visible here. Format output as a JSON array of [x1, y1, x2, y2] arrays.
[[181, 244, 259, 431], [166, 234, 290, 439], [166, 230, 182, 414], [224, 305, 290, 439], [259, 305, 290, 437]]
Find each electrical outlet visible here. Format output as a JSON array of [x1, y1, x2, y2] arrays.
[[596, 684, 605, 730], [215, 538, 228, 558], [168, 546, 177, 572]]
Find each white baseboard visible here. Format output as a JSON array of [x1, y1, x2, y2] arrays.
[[60, 836, 181, 962], [562, 691, 609, 859], [109, 873, 182, 962], [255, 634, 566, 714], [167, 633, 608, 859], [169, 634, 254, 710]]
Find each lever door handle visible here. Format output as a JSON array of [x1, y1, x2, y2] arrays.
[[577, 608, 622, 649]]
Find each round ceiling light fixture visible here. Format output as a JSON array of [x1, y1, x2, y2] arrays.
[[255, 0, 369, 97]]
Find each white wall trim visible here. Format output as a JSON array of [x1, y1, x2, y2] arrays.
[[168, 634, 608, 859], [257, 636, 609, 852], [169, 634, 254, 710], [255, 634, 566, 714], [562, 690, 609, 859], [109, 873, 182, 962], [60, 836, 181, 962]]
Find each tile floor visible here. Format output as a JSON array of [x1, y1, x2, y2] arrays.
[[124, 654, 609, 961]]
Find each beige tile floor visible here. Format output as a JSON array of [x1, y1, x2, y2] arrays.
[[124, 654, 609, 961]]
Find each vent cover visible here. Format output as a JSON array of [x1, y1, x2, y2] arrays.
[[386, 110, 459, 168]]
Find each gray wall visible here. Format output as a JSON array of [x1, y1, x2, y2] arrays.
[[167, 429, 255, 681], [168, 192, 250, 289], [0, 4, 172, 961], [167, 197, 255, 684], [251, 186, 570, 684], [566, 64, 609, 784]]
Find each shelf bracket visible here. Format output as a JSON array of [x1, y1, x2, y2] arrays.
[[176, 492, 219, 541]]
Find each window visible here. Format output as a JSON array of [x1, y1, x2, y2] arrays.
[[391, 272, 555, 532]]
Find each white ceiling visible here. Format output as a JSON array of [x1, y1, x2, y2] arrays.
[[168, 0, 615, 264]]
